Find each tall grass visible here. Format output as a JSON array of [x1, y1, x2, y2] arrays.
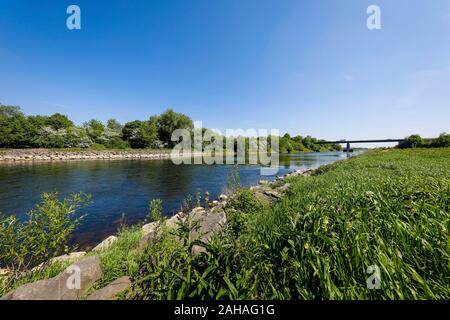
[[131, 148, 450, 300]]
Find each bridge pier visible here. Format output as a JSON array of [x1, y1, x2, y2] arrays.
[[346, 142, 350, 152]]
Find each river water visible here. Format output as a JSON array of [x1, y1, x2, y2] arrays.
[[0, 152, 349, 248]]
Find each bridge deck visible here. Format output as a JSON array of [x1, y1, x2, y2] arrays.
[[318, 139, 405, 144]]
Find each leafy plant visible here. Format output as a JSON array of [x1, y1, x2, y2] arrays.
[[0, 192, 91, 271], [148, 199, 163, 223]]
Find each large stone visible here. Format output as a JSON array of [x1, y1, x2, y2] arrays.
[[219, 194, 228, 201], [209, 200, 220, 207], [5, 256, 102, 300], [189, 211, 227, 255], [87, 276, 131, 300], [264, 190, 281, 199], [142, 222, 158, 236], [50, 251, 86, 264], [92, 235, 117, 252], [166, 212, 184, 228]]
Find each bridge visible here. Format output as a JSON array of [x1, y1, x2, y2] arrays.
[[318, 139, 406, 152]]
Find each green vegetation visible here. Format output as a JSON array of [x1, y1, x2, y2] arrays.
[[148, 199, 163, 223], [0, 192, 90, 271], [280, 133, 342, 153], [1, 148, 448, 300], [0, 104, 193, 150], [399, 133, 450, 149], [91, 226, 144, 289], [0, 103, 341, 153], [129, 148, 450, 299]]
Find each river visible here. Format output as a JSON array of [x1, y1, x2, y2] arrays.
[[0, 152, 350, 248]]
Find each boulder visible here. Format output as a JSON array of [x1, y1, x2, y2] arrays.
[[50, 251, 86, 264], [87, 276, 131, 300], [190, 211, 227, 256], [218, 194, 228, 201], [142, 222, 158, 236], [209, 200, 220, 207], [92, 235, 117, 252], [166, 212, 184, 228], [192, 207, 206, 214], [5, 256, 102, 300], [264, 190, 281, 199]]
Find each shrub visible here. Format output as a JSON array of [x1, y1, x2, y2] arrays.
[[0, 192, 91, 271], [148, 199, 163, 222]]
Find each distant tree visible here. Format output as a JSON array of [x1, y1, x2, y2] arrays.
[[107, 118, 123, 133], [400, 134, 423, 149], [122, 120, 158, 148], [0, 106, 34, 148], [0, 105, 23, 118], [153, 109, 194, 147], [83, 119, 105, 143], [45, 113, 74, 130], [431, 132, 450, 148]]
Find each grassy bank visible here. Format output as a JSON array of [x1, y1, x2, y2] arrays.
[[2, 148, 449, 299], [130, 148, 450, 299]]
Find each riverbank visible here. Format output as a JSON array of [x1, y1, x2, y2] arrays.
[[0, 149, 177, 162], [2, 148, 449, 300], [0, 148, 348, 162]]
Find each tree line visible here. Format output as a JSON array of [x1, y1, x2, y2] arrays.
[[0, 103, 341, 152], [0, 104, 193, 149], [398, 133, 450, 149]]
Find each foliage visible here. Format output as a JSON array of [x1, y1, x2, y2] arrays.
[[129, 148, 450, 300], [0, 192, 91, 271], [148, 199, 163, 223], [279, 133, 341, 153], [92, 225, 144, 289], [399, 133, 450, 149], [122, 120, 159, 148], [152, 109, 194, 148]]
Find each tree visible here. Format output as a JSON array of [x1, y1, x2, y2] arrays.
[[400, 134, 423, 148], [122, 120, 158, 148], [45, 113, 74, 130], [431, 132, 450, 148], [83, 119, 105, 143], [0, 105, 23, 118], [0, 106, 34, 148], [107, 118, 123, 133], [153, 109, 194, 147]]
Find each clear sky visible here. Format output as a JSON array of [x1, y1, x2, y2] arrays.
[[0, 0, 449, 142]]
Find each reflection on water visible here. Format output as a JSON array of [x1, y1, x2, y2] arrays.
[[0, 152, 351, 247]]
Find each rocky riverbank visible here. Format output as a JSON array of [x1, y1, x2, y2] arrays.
[[0, 149, 177, 162]]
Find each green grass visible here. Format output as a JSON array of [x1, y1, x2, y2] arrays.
[[2, 148, 449, 300], [0, 225, 145, 297], [0, 261, 70, 296], [130, 148, 450, 300]]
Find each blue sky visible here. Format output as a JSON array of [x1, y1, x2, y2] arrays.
[[0, 0, 449, 142]]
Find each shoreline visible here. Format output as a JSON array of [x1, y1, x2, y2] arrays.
[[0, 149, 193, 162], [0, 148, 346, 162]]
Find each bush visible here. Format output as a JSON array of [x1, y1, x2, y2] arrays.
[[148, 199, 163, 222], [0, 192, 91, 271]]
